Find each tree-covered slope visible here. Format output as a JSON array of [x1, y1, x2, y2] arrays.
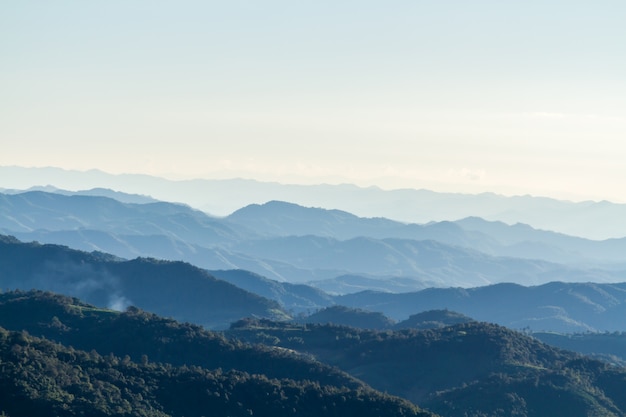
[[229, 319, 626, 417], [0, 235, 287, 328], [394, 309, 474, 330], [297, 305, 395, 330], [0, 326, 431, 417], [0, 290, 355, 388]]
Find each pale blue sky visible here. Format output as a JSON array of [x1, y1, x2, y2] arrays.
[[2, 1, 626, 201]]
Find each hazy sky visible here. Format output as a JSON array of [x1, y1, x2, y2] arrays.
[[2, 1, 625, 201]]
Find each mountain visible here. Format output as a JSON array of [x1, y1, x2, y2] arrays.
[[5, 165, 626, 239], [4, 191, 626, 332], [296, 307, 475, 332], [0, 291, 430, 417], [230, 319, 626, 417], [8, 227, 318, 282], [5, 191, 626, 288], [230, 234, 622, 286], [229, 201, 626, 268], [218, 272, 626, 333], [337, 281, 626, 332], [209, 269, 335, 313], [227, 201, 492, 249], [0, 185, 158, 204], [1, 192, 329, 282], [0, 235, 287, 328], [307, 274, 439, 294], [394, 309, 475, 330], [297, 305, 395, 330], [6, 219, 626, 333], [0, 290, 351, 387], [455, 216, 626, 266], [533, 331, 626, 367], [0, 191, 250, 245]]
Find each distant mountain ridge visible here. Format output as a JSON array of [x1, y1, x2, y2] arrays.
[[0, 190, 247, 244], [4, 165, 626, 239], [209, 269, 335, 312], [229, 200, 626, 267], [228, 200, 481, 243], [0, 184, 158, 204], [337, 281, 626, 332], [4, 191, 626, 289]]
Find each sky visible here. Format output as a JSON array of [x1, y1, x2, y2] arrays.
[[2, 1, 626, 202]]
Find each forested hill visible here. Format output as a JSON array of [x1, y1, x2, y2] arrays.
[[0, 235, 287, 328], [0, 290, 433, 417], [229, 319, 626, 417], [0, 290, 352, 388], [0, 329, 428, 417]]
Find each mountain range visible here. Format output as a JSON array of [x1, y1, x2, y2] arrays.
[[3, 235, 626, 333], [4, 167, 626, 415], [3, 191, 626, 289], [3, 181, 626, 333], [336, 281, 626, 333], [4, 165, 626, 239]]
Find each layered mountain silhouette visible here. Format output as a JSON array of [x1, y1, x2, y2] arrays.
[[0, 235, 286, 328], [5, 165, 626, 239], [4, 235, 626, 332], [5, 168, 626, 415], [210, 268, 335, 312], [0, 190, 251, 245], [337, 281, 626, 332], [3, 191, 626, 288], [0, 184, 158, 204]]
